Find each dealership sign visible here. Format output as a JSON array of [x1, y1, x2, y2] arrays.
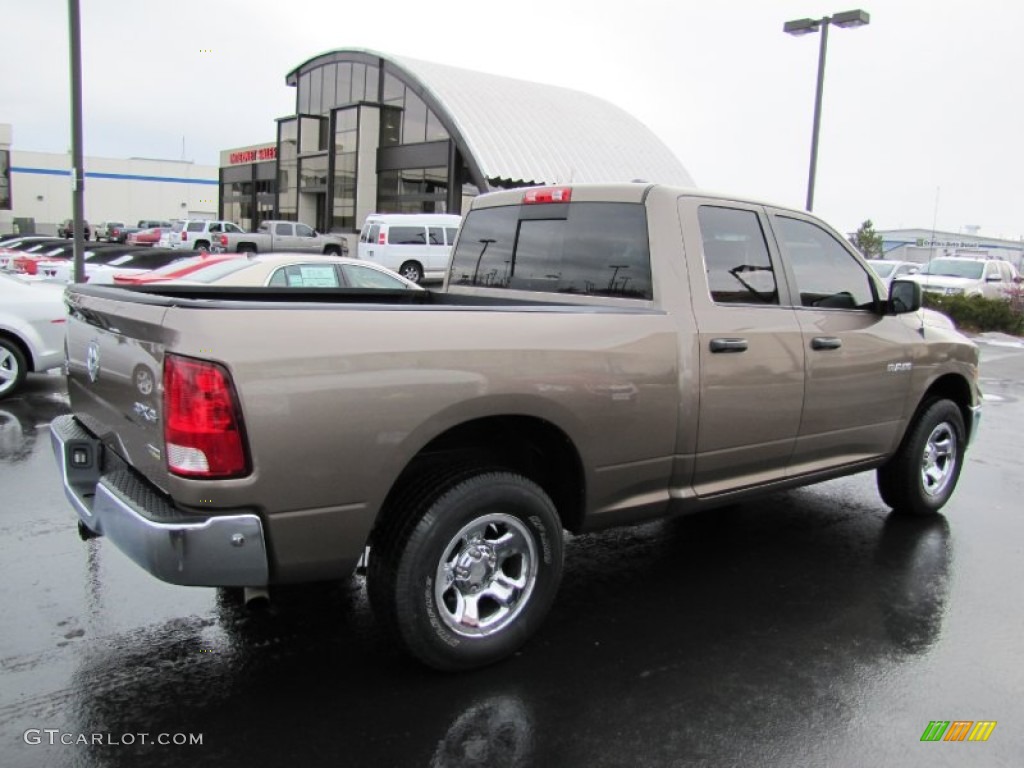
[[228, 146, 277, 165]]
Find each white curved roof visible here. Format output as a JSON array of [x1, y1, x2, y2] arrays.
[[387, 54, 695, 187]]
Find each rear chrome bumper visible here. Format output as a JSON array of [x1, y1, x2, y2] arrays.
[[50, 414, 268, 587]]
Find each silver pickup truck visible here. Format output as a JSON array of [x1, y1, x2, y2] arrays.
[[51, 183, 981, 670], [210, 219, 348, 256]]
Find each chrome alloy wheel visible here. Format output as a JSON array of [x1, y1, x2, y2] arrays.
[[0, 347, 20, 395], [435, 513, 538, 638], [921, 422, 957, 498]]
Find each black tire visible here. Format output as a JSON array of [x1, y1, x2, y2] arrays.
[[0, 337, 28, 401], [368, 470, 563, 671], [399, 261, 424, 284], [878, 399, 966, 516], [323, 245, 342, 256], [237, 243, 256, 254], [194, 240, 210, 252]]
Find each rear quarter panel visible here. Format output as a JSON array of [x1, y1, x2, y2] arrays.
[[157, 304, 681, 549]]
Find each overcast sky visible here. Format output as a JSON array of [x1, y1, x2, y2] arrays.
[[2, 0, 1021, 239]]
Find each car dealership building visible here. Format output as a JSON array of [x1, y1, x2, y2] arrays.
[[217, 48, 695, 236]]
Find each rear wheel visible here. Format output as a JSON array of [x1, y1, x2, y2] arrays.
[[0, 338, 28, 400], [194, 240, 210, 252], [323, 245, 342, 256], [237, 243, 256, 254], [368, 469, 563, 670], [399, 261, 424, 283], [878, 399, 966, 516]]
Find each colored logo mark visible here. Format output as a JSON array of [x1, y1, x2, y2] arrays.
[[920, 721, 997, 742]]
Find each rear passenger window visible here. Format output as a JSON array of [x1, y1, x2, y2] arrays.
[[389, 226, 427, 245], [698, 206, 779, 305], [449, 203, 652, 299], [269, 264, 341, 287], [275, 223, 291, 236], [774, 216, 877, 310], [428, 227, 444, 245], [187, 223, 204, 232], [341, 264, 407, 289], [445, 227, 458, 245]]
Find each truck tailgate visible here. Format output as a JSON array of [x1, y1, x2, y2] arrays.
[[64, 288, 174, 493]]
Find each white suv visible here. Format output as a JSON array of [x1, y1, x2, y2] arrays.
[[162, 220, 246, 251], [910, 257, 1021, 299]]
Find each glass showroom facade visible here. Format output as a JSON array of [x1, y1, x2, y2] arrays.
[[219, 51, 485, 234]]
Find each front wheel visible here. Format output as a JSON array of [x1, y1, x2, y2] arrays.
[[368, 471, 563, 670], [877, 399, 966, 516]]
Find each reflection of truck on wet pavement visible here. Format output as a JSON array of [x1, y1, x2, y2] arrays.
[[210, 220, 348, 256], [51, 183, 980, 671]]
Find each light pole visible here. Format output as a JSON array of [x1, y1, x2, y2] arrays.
[[784, 9, 870, 212]]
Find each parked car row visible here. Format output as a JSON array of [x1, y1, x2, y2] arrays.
[[0, 231, 421, 400]]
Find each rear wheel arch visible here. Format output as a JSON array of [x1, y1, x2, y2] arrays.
[[371, 415, 587, 547], [0, 330, 34, 372]]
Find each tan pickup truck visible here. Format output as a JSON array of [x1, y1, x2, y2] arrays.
[[51, 183, 981, 670]]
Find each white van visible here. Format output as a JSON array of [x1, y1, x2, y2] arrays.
[[357, 213, 461, 283]]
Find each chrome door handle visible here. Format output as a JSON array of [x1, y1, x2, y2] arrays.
[[709, 338, 749, 353]]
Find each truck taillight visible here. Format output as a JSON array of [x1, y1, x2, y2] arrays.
[[522, 187, 572, 204], [219, 234, 227, 246], [182, 231, 188, 241], [164, 354, 249, 478], [378, 232, 386, 244]]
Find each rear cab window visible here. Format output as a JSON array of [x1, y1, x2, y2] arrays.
[[448, 201, 652, 299]]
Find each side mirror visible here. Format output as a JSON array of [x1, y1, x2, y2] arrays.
[[889, 279, 922, 314]]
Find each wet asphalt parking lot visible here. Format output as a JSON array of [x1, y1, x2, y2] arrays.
[[2, 334, 1023, 768]]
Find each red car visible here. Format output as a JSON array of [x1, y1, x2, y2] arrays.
[[113, 252, 244, 285], [126, 227, 171, 247]]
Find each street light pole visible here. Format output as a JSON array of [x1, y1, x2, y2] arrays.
[[784, 9, 870, 212], [806, 20, 830, 213], [68, 0, 86, 282]]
